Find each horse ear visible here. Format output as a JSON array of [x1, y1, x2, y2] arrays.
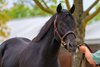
[[56, 3, 62, 13], [69, 4, 75, 14]]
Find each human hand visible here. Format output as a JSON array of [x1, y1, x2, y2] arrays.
[[79, 45, 87, 53]]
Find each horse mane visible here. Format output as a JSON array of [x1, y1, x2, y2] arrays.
[[32, 14, 56, 42]]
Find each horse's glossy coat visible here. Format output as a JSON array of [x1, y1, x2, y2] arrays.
[[0, 3, 77, 67]]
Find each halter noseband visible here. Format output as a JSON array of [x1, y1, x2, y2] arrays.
[[54, 15, 76, 49]]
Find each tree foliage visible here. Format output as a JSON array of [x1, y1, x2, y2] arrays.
[[93, 4, 100, 21], [0, 0, 50, 42], [4, 3, 49, 19], [0, 1, 10, 42]]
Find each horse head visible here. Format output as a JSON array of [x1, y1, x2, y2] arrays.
[[54, 3, 77, 52]]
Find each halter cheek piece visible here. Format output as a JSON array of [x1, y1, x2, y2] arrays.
[[54, 15, 76, 49]]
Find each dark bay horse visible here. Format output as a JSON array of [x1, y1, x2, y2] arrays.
[[0, 3, 77, 67]]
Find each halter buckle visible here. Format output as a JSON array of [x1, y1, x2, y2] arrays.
[[61, 41, 66, 46], [61, 41, 67, 49]]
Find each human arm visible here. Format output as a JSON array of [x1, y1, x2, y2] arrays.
[[79, 45, 96, 65]]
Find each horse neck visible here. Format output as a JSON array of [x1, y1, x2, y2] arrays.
[[32, 15, 61, 61], [39, 26, 60, 65], [39, 24, 60, 57]]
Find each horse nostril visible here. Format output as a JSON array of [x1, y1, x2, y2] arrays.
[[69, 43, 72, 47]]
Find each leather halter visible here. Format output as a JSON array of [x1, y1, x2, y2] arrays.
[[54, 15, 76, 49]]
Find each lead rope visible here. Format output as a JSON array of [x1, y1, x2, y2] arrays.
[[78, 44, 89, 67], [75, 43, 86, 67]]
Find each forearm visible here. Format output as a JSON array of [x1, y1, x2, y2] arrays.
[[79, 45, 96, 65], [85, 49, 96, 65]]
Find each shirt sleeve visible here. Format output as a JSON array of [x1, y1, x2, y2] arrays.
[[91, 50, 100, 64]]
